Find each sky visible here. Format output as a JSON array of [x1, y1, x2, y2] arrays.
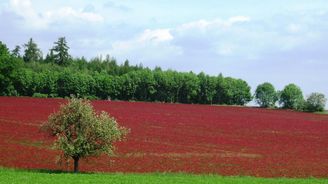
[[0, 0, 327, 107]]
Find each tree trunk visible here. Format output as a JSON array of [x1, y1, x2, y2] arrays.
[[73, 156, 79, 173]]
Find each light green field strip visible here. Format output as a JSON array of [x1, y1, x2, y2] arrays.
[[0, 168, 327, 184]]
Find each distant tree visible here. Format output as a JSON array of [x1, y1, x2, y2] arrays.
[[0, 41, 9, 56], [255, 82, 278, 108], [305, 92, 327, 112], [119, 60, 132, 75], [135, 70, 157, 101], [23, 38, 42, 62], [94, 73, 120, 100], [212, 73, 224, 104], [153, 70, 176, 102], [44, 49, 55, 63], [14, 68, 35, 96], [36, 70, 59, 96], [119, 71, 140, 100], [56, 70, 95, 98], [89, 57, 103, 72], [41, 98, 129, 173], [0, 41, 22, 95], [52, 37, 71, 65], [11, 45, 21, 58], [279, 84, 304, 110], [197, 72, 216, 104], [177, 72, 200, 103], [217, 77, 252, 105]]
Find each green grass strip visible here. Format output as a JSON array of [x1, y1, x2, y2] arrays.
[[0, 167, 327, 184]]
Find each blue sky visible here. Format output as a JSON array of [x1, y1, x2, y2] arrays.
[[1, 0, 327, 106]]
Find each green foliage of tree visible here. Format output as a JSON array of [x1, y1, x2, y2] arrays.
[[119, 71, 140, 100], [216, 77, 252, 105], [23, 38, 42, 63], [255, 82, 278, 108], [11, 45, 21, 58], [1, 39, 259, 107], [279, 84, 304, 110], [14, 68, 35, 96], [94, 73, 115, 100], [57, 70, 95, 98], [177, 72, 200, 103], [44, 49, 55, 64], [134, 70, 157, 101], [52, 37, 71, 65], [41, 98, 129, 173], [305, 92, 327, 112], [153, 70, 176, 102], [0, 41, 22, 95], [0, 41, 10, 56], [197, 72, 217, 104], [39, 70, 59, 96]]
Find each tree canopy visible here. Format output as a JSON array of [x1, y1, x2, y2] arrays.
[[255, 82, 278, 108], [0, 41, 22, 95], [279, 84, 304, 110], [305, 92, 327, 112]]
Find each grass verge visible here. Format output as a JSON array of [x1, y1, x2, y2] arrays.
[[0, 167, 327, 184], [314, 110, 328, 115]]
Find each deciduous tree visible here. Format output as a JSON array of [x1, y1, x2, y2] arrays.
[[41, 98, 129, 173], [255, 82, 278, 108], [0, 41, 22, 95], [305, 92, 327, 112], [279, 84, 304, 110]]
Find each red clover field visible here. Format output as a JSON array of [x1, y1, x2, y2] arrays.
[[0, 97, 328, 178]]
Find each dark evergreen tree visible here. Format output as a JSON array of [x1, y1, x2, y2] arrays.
[[11, 45, 21, 58], [44, 49, 55, 63], [52, 37, 71, 65], [23, 38, 42, 62]]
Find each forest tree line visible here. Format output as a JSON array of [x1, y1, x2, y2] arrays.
[[0, 38, 326, 111]]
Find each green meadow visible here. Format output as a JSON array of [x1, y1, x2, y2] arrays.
[[1, 168, 327, 184]]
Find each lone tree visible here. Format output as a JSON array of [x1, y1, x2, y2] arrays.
[[305, 92, 327, 112], [255, 82, 278, 108], [279, 83, 304, 110], [41, 98, 128, 173], [51, 37, 71, 65]]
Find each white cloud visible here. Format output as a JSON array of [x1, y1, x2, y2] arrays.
[[107, 29, 181, 64], [45, 7, 104, 23], [111, 28, 175, 52], [178, 19, 213, 31], [9, 0, 104, 29], [138, 29, 173, 42], [106, 16, 255, 65], [177, 16, 251, 31], [108, 16, 254, 61], [9, 0, 48, 28]]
